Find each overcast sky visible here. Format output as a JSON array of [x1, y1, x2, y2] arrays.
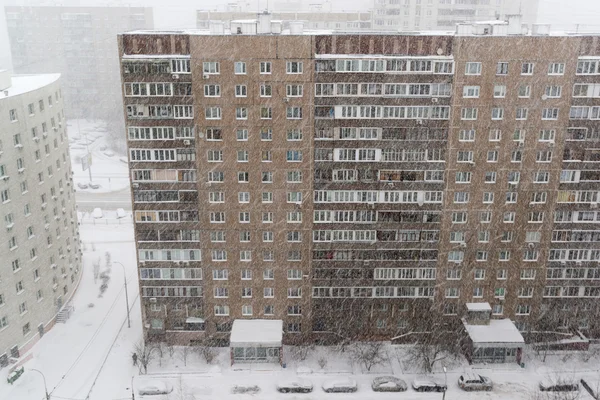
[[1, 0, 600, 71]]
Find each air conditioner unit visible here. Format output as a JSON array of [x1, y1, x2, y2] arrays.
[[416, 119, 424, 125], [53, 127, 58, 132], [283, 97, 290, 103], [172, 74, 180, 79], [149, 298, 157, 303], [528, 242, 535, 248], [576, 261, 583, 265], [41, 203, 47, 210], [6, 223, 14, 231], [52, 195, 58, 200], [132, 183, 139, 188], [1, 176, 8, 181], [460, 242, 467, 248], [139, 261, 145, 265], [518, 141, 524, 147], [50, 263, 57, 269], [303, 275, 310, 279], [33, 137, 40, 142], [431, 97, 439, 103], [44, 223, 50, 230], [59, 187, 64, 193], [14, 144, 23, 149], [183, 140, 191, 145], [203, 74, 209, 79], [42, 133, 48, 138], [591, 202, 598, 209]]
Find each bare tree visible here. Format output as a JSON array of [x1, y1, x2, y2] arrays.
[[349, 342, 389, 372], [152, 342, 164, 367], [194, 339, 219, 364], [133, 340, 155, 374], [166, 343, 176, 358], [168, 376, 196, 400], [400, 305, 461, 373], [291, 344, 315, 361], [178, 345, 192, 367]]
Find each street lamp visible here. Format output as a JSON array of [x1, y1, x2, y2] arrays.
[[113, 261, 131, 328], [442, 366, 447, 400], [30, 368, 50, 400]]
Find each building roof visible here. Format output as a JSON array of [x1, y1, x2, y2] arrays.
[[0, 73, 60, 100], [230, 319, 283, 347], [464, 319, 525, 347], [466, 302, 492, 312]]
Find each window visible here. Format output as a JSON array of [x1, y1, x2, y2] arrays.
[[287, 129, 303, 141], [548, 62, 565, 75], [260, 62, 272, 74], [493, 85, 506, 98], [235, 85, 247, 97], [9, 109, 17, 122], [237, 150, 248, 162], [286, 150, 303, 162], [461, 108, 478, 120], [516, 108, 528, 120], [286, 107, 302, 119], [260, 107, 272, 119], [465, 62, 482, 75], [503, 212, 515, 223], [491, 108, 504, 120], [286, 84, 303, 97], [542, 108, 559, 120], [203, 85, 221, 97], [489, 129, 501, 141], [463, 86, 480, 98], [286, 61, 303, 74], [238, 192, 250, 203], [239, 212, 250, 223], [457, 151, 473, 163], [261, 128, 272, 141], [487, 150, 498, 162], [506, 192, 518, 203], [483, 192, 494, 204], [234, 62, 246, 74], [545, 85, 562, 98], [242, 288, 252, 298], [518, 85, 531, 98], [236, 107, 248, 120], [207, 150, 223, 162], [235, 129, 248, 141], [260, 84, 272, 97], [205, 107, 221, 120], [242, 305, 253, 316], [23, 322, 30, 336], [203, 62, 220, 74], [496, 62, 508, 75], [485, 172, 497, 183], [214, 305, 229, 316], [521, 62, 534, 75]]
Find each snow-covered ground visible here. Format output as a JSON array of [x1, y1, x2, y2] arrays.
[[2, 213, 600, 400], [67, 119, 130, 194]]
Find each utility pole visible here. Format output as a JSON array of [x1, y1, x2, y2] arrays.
[[30, 369, 50, 400], [113, 261, 131, 328]]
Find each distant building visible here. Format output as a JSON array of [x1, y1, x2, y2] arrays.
[[197, 10, 372, 31], [4, 6, 153, 138], [372, 0, 539, 31], [119, 16, 600, 348], [0, 70, 81, 367]]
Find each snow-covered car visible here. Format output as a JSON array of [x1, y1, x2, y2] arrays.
[[116, 208, 127, 219], [138, 381, 173, 396], [539, 378, 579, 392], [371, 376, 407, 392], [88, 182, 101, 189], [412, 378, 447, 392], [322, 378, 358, 393], [99, 145, 107, 151], [231, 385, 260, 394], [92, 208, 103, 219], [458, 373, 493, 391], [119, 156, 128, 164], [77, 183, 88, 189], [276, 377, 313, 393], [103, 150, 115, 157]]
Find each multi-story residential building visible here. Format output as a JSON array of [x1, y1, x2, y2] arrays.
[[0, 70, 81, 367], [119, 17, 600, 346], [372, 0, 540, 31], [4, 6, 153, 145], [197, 10, 372, 31]]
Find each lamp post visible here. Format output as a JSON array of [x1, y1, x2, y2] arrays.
[[113, 261, 131, 328], [442, 366, 447, 400], [30, 368, 50, 400]]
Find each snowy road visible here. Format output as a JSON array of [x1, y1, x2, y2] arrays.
[[75, 187, 132, 211], [0, 222, 140, 400]]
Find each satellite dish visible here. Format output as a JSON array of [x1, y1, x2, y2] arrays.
[[541, 94, 548, 100], [436, 48, 444, 55]]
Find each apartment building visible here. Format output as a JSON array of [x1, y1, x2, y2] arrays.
[[197, 10, 372, 31], [4, 6, 153, 141], [372, 0, 540, 31], [119, 18, 600, 345], [0, 70, 81, 366]]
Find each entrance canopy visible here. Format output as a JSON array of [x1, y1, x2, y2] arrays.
[[230, 319, 283, 348], [464, 319, 525, 349]]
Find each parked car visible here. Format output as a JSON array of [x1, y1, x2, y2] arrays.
[[539, 378, 579, 392], [138, 381, 173, 396], [458, 373, 493, 391], [92, 208, 103, 219], [276, 377, 313, 393], [77, 182, 88, 189], [371, 376, 407, 392], [322, 378, 358, 393], [412, 378, 447, 392], [116, 208, 127, 219], [231, 385, 260, 394], [103, 150, 115, 157], [88, 182, 101, 189]]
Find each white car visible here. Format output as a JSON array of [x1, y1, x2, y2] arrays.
[[116, 208, 127, 219], [103, 150, 115, 157], [322, 377, 358, 393], [138, 381, 173, 396], [412, 378, 447, 392], [276, 377, 313, 393], [92, 208, 103, 219]]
